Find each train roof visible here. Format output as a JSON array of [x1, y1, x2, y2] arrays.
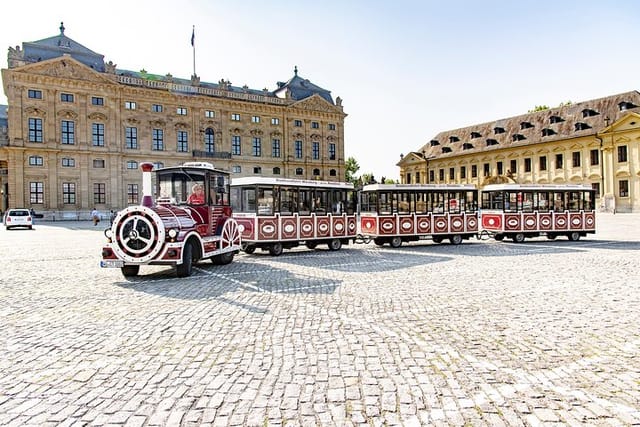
[[155, 162, 229, 175], [362, 183, 478, 192], [231, 176, 354, 190], [482, 183, 595, 191]]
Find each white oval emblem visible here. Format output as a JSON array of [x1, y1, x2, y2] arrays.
[[238, 224, 245, 232], [418, 220, 429, 228], [586, 218, 594, 226], [507, 218, 519, 227], [487, 218, 496, 226], [349, 223, 356, 231], [468, 219, 476, 227], [302, 224, 312, 232], [557, 218, 566, 226], [541, 218, 550, 226], [436, 220, 446, 228], [335, 223, 344, 231], [263, 224, 275, 233], [382, 222, 393, 231], [452, 219, 462, 228], [402, 221, 412, 230], [525, 218, 535, 226], [319, 224, 328, 232], [571, 218, 581, 226], [284, 224, 295, 233]]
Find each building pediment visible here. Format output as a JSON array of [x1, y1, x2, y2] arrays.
[[397, 152, 425, 167], [89, 112, 108, 121], [291, 94, 343, 114], [57, 109, 78, 119], [14, 55, 113, 84]]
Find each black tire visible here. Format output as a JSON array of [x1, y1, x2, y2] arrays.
[[512, 233, 525, 243], [121, 265, 140, 277], [494, 234, 505, 241], [211, 251, 234, 265], [305, 241, 318, 250], [546, 233, 557, 240], [176, 243, 193, 277], [390, 237, 402, 248], [269, 242, 283, 256], [243, 245, 256, 254], [432, 236, 443, 244], [328, 239, 342, 251], [373, 238, 385, 247], [568, 232, 581, 241], [449, 234, 463, 245]]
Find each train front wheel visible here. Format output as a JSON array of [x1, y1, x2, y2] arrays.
[[390, 237, 402, 248]]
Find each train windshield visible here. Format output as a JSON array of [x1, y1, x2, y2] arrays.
[[156, 169, 229, 205]]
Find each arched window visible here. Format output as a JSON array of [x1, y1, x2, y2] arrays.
[[204, 128, 215, 153], [273, 167, 281, 175], [313, 168, 320, 176], [329, 169, 337, 176], [295, 167, 303, 176]]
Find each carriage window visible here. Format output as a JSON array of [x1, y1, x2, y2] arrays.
[[553, 193, 564, 211], [447, 192, 462, 213], [378, 192, 393, 214], [312, 190, 328, 214], [360, 192, 377, 213], [298, 189, 313, 214], [330, 190, 348, 214], [464, 191, 478, 212], [584, 191, 594, 210], [415, 192, 428, 214], [398, 192, 412, 214], [504, 192, 518, 213], [431, 192, 446, 213], [535, 192, 550, 211], [568, 191, 581, 211], [280, 187, 297, 214], [257, 188, 274, 215], [522, 192, 534, 212]]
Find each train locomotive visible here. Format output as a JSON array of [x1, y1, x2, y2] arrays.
[[101, 162, 241, 277]]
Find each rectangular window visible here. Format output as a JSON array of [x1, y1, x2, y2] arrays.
[[460, 166, 466, 179], [94, 183, 106, 204], [295, 140, 303, 158], [592, 182, 600, 198], [483, 163, 490, 177], [28, 89, 42, 99], [524, 158, 532, 172], [127, 184, 139, 204], [231, 113, 240, 121], [328, 123, 336, 131], [62, 182, 76, 204], [590, 149, 600, 166], [91, 96, 104, 106], [205, 110, 215, 118], [152, 104, 163, 113], [251, 116, 260, 123], [125, 127, 138, 149], [439, 169, 445, 181], [252, 137, 262, 156], [126, 160, 138, 169], [60, 93, 74, 102], [92, 123, 105, 147], [28, 155, 43, 166], [30, 182, 44, 204], [540, 156, 547, 171], [619, 180, 629, 197], [28, 118, 43, 142], [232, 135, 241, 155], [93, 159, 105, 168], [311, 121, 319, 129], [497, 161, 503, 175], [232, 165, 241, 173], [555, 153, 563, 169], [429, 170, 435, 182], [312, 142, 320, 160], [329, 143, 336, 160], [272, 139, 280, 157], [177, 131, 188, 152], [449, 168, 455, 180], [294, 119, 302, 127], [572, 151, 581, 167], [618, 145, 628, 163], [61, 120, 75, 144], [125, 101, 136, 110], [62, 158, 75, 167], [271, 118, 279, 125], [152, 128, 164, 151], [177, 107, 187, 115], [510, 160, 517, 175], [471, 165, 477, 178]]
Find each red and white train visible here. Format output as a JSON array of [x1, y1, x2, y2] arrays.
[[101, 162, 242, 277]]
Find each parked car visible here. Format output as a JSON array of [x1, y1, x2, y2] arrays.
[[4, 208, 33, 230]]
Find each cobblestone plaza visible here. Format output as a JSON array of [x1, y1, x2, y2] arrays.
[[1, 214, 639, 426]]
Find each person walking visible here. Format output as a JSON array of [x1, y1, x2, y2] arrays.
[[91, 207, 100, 226]]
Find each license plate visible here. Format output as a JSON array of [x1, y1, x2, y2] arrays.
[[100, 260, 124, 268]]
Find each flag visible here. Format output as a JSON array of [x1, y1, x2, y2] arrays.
[[191, 26, 195, 47]]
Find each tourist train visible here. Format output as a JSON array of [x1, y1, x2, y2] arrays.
[[101, 162, 596, 275]]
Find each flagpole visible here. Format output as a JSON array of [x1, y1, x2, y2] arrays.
[[191, 25, 196, 77]]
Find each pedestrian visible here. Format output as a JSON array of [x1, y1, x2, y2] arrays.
[[91, 207, 100, 226], [109, 210, 116, 226]]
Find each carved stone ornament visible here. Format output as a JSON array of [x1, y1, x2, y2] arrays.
[[293, 94, 337, 113], [175, 122, 188, 130], [310, 133, 321, 140], [250, 129, 264, 136], [327, 135, 336, 142], [293, 132, 304, 139], [270, 131, 282, 137], [149, 119, 166, 127], [25, 106, 46, 117], [88, 112, 108, 121], [57, 109, 78, 119], [229, 127, 242, 135], [105, 61, 117, 74], [125, 117, 140, 125]]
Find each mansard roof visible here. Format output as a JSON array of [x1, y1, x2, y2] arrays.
[[420, 91, 640, 160], [20, 22, 105, 72], [273, 66, 334, 104]]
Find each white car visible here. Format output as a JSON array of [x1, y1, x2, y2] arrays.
[[4, 208, 33, 230]]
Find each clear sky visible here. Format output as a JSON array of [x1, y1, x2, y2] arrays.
[[1, 0, 639, 180]]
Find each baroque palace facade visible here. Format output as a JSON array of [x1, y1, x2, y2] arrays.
[[0, 24, 346, 216], [398, 91, 640, 212]]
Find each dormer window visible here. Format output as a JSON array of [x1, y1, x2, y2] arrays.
[[430, 139, 440, 146], [582, 108, 599, 118], [486, 139, 499, 146], [462, 143, 474, 150], [619, 101, 637, 111], [470, 131, 482, 139], [442, 147, 452, 153], [493, 127, 505, 134], [520, 121, 533, 130], [550, 115, 564, 124], [542, 128, 556, 137], [512, 134, 526, 141], [449, 136, 460, 143], [575, 122, 592, 131]]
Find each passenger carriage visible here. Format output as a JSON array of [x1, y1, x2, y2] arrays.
[[359, 184, 479, 247], [230, 177, 357, 255], [480, 183, 596, 242]]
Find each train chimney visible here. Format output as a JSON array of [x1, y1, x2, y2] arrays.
[[140, 162, 155, 207]]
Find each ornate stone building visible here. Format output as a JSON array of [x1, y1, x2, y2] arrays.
[[0, 24, 346, 216], [398, 92, 640, 212]]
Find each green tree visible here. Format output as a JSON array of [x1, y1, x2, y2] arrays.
[[345, 156, 360, 184], [528, 105, 550, 113]]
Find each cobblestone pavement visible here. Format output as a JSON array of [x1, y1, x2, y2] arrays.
[[1, 213, 639, 426]]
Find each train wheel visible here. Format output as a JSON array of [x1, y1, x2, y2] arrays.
[[546, 233, 557, 240], [211, 251, 234, 265], [243, 244, 256, 254], [449, 234, 463, 245], [390, 237, 402, 248], [512, 233, 525, 243], [305, 241, 318, 250], [494, 234, 505, 241], [568, 232, 581, 241], [328, 239, 342, 251], [121, 265, 140, 277], [432, 236, 443, 244], [269, 243, 284, 256], [373, 238, 385, 247], [176, 243, 194, 277]]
